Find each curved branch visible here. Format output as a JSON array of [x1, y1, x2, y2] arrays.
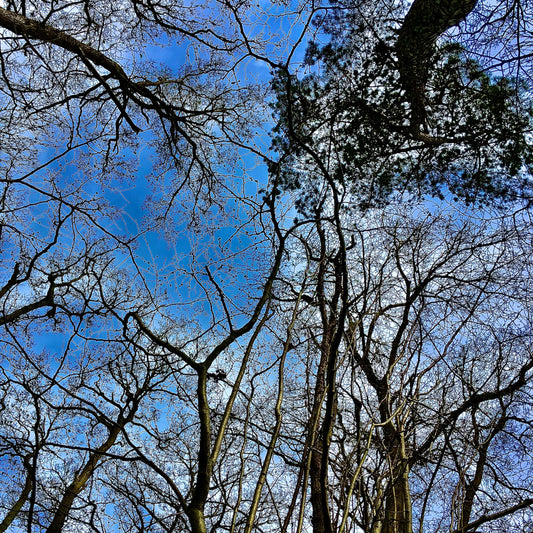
[[0, 7, 128, 81], [451, 498, 533, 533], [0, 7, 195, 138]]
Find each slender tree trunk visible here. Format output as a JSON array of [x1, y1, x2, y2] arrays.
[[458, 414, 507, 532], [45, 410, 135, 533], [309, 346, 330, 533], [0, 467, 32, 532], [458, 458, 485, 533], [244, 352, 287, 532], [186, 369, 211, 533]]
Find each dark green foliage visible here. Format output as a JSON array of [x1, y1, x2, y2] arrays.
[[270, 5, 533, 213]]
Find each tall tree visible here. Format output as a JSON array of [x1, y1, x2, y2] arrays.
[[1, 0, 533, 532]]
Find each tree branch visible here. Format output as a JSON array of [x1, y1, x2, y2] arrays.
[[396, 0, 478, 135]]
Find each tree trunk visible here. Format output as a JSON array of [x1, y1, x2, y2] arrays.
[[382, 424, 413, 533], [396, 0, 478, 133], [187, 508, 207, 533], [309, 346, 331, 533], [381, 420, 412, 533], [186, 369, 211, 533], [0, 467, 32, 532], [383, 459, 412, 533], [45, 415, 131, 533]]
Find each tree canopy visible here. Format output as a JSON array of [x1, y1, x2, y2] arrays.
[[1, 1, 533, 533]]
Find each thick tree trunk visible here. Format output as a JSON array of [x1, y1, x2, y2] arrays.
[[396, 0, 478, 134], [378, 396, 412, 533], [382, 445, 412, 533], [187, 508, 208, 533]]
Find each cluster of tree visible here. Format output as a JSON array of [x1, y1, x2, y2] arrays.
[[1, 0, 533, 532]]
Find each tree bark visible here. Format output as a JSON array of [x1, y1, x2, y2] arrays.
[[186, 369, 211, 533], [309, 342, 331, 533], [0, 7, 126, 78], [45, 410, 135, 533], [0, 465, 32, 532], [396, 0, 478, 134], [382, 429, 412, 533]]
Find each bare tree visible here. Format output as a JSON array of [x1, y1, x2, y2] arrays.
[[1, 0, 533, 532]]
